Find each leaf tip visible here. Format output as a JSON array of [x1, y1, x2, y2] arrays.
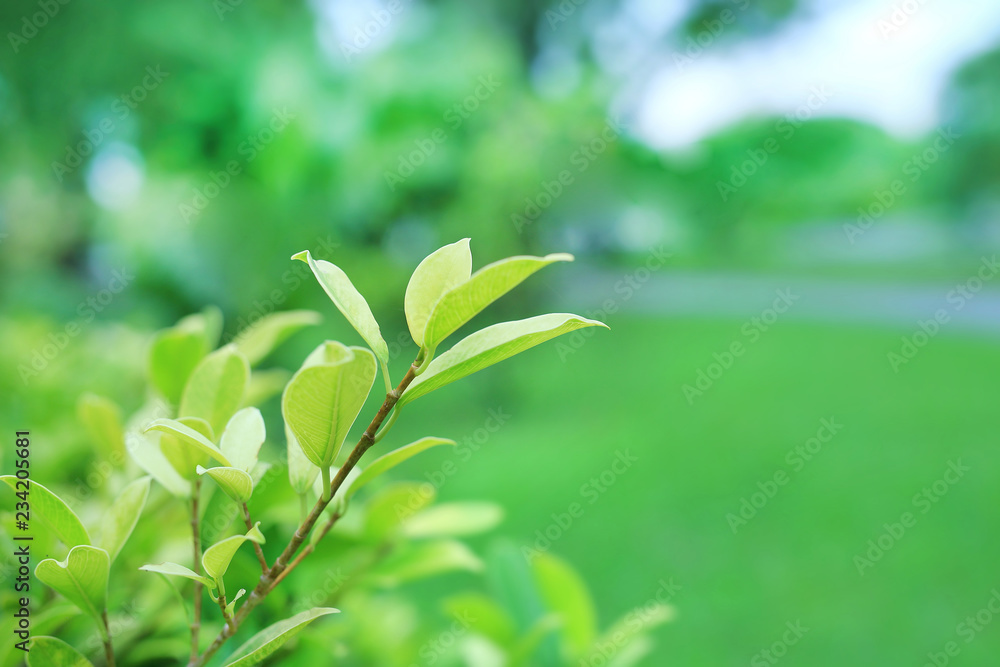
[[291, 250, 311, 263]]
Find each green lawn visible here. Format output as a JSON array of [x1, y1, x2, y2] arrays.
[[393, 314, 1000, 665]]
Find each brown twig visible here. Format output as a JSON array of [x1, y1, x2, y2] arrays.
[[242, 502, 269, 574], [101, 610, 116, 667], [190, 478, 203, 663]]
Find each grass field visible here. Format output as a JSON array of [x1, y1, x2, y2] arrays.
[[392, 313, 1000, 665]]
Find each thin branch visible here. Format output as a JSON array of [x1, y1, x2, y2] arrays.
[[241, 503, 269, 574], [190, 479, 203, 663], [190, 356, 422, 667], [216, 590, 235, 636], [101, 610, 116, 667], [270, 511, 341, 589]]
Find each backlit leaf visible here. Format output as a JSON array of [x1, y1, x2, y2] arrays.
[[198, 466, 253, 504], [286, 426, 318, 495], [179, 345, 250, 436], [219, 407, 266, 472], [403, 502, 503, 538], [343, 437, 455, 503], [222, 607, 339, 666], [138, 562, 213, 588], [146, 418, 231, 470], [26, 636, 94, 667], [405, 238, 471, 347], [202, 522, 266, 583], [0, 477, 90, 547], [365, 540, 483, 587], [148, 329, 209, 406], [99, 476, 151, 562], [233, 310, 321, 366], [531, 552, 597, 658], [35, 546, 109, 623]]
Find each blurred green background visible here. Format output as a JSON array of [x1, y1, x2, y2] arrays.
[[3, 0, 1000, 664]]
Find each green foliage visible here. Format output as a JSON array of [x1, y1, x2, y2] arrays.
[[98, 476, 151, 562], [179, 345, 251, 436], [26, 637, 94, 667], [0, 477, 90, 547], [35, 546, 110, 628], [202, 523, 266, 587], [222, 608, 339, 667]]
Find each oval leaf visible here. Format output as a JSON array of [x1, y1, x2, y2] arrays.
[[35, 546, 110, 622], [365, 540, 483, 587], [145, 418, 231, 467], [139, 561, 213, 588], [223, 607, 339, 666], [148, 328, 210, 406], [99, 476, 151, 562], [220, 407, 266, 472], [233, 310, 322, 366], [0, 477, 90, 547], [403, 501, 503, 538], [76, 393, 126, 462], [203, 523, 266, 583], [405, 238, 472, 347], [344, 437, 454, 503], [282, 346, 376, 468], [27, 636, 94, 667], [180, 345, 250, 436], [421, 253, 573, 351], [198, 466, 254, 504], [292, 250, 389, 363], [531, 552, 598, 658]]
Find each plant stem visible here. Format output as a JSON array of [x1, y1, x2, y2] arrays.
[[101, 610, 116, 667], [241, 502, 269, 574], [321, 466, 332, 502], [270, 511, 341, 589], [190, 356, 422, 667], [190, 479, 203, 663], [216, 590, 235, 635]]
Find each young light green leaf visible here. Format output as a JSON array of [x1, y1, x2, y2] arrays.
[[178, 305, 224, 348], [443, 593, 517, 647], [126, 428, 191, 498], [402, 314, 607, 406], [99, 476, 151, 562], [403, 502, 503, 538], [365, 540, 483, 587], [220, 407, 266, 472], [222, 607, 339, 667], [35, 546, 110, 623], [148, 328, 210, 406], [138, 562, 213, 588], [584, 604, 674, 665], [0, 477, 90, 547], [282, 346, 377, 468], [26, 636, 95, 667], [225, 588, 247, 616], [343, 437, 455, 503], [179, 345, 250, 436], [292, 250, 389, 363], [202, 522, 266, 582], [286, 426, 319, 495], [197, 466, 253, 504], [405, 238, 472, 347], [363, 482, 437, 541], [531, 552, 598, 658], [146, 418, 230, 466], [157, 416, 216, 480], [76, 393, 126, 462], [233, 310, 322, 366], [421, 253, 573, 351], [243, 368, 291, 407]]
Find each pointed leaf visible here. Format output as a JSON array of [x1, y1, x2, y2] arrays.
[[146, 417, 230, 474], [531, 552, 598, 658], [180, 345, 250, 436], [35, 546, 109, 622], [403, 502, 503, 538], [402, 314, 607, 407], [99, 476, 151, 562], [286, 426, 319, 495], [223, 607, 339, 666], [282, 346, 376, 468], [344, 437, 454, 503], [422, 253, 573, 351], [0, 477, 90, 547], [233, 310, 322, 366], [292, 250, 389, 363], [26, 637, 94, 667], [198, 466, 253, 504], [243, 368, 291, 407], [157, 416, 216, 480], [178, 305, 224, 348], [585, 604, 674, 665], [202, 523, 266, 582], [126, 428, 191, 498], [365, 540, 483, 587], [405, 238, 472, 347], [76, 393, 126, 461], [148, 328, 210, 406], [139, 562, 213, 588], [220, 407, 266, 472]]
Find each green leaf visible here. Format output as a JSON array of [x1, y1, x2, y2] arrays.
[[292, 250, 389, 363], [125, 402, 192, 497], [148, 328, 210, 406], [35, 546, 109, 623], [180, 345, 250, 436], [202, 523, 266, 583], [76, 393, 126, 462], [584, 604, 674, 664], [405, 238, 472, 347], [282, 345, 377, 468], [286, 425, 319, 495], [403, 502, 503, 538], [531, 552, 598, 659], [344, 437, 455, 504], [157, 416, 216, 480], [99, 476, 151, 562], [421, 253, 573, 352], [26, 636, 94, 667], [243, 368, 291, 407], [363, 482, 436, 541], [443, 593, 517, 648], [145, 418, 231, 467], [220, 407, 266, 472], [365, 540, 483, 587], [402, 314, 608, 406], [178, 305, 224, 348], [198, 466, 253, 504], [233, 310, 322, 366], [0, 477, 90, 547], [138, 561, 213, 588], [223, 607, 339, 666]]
